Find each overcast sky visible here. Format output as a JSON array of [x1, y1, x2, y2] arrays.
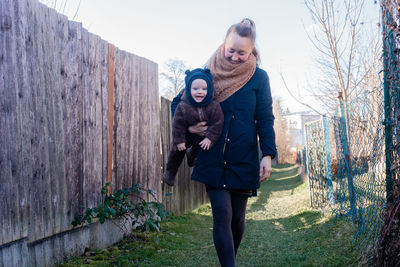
[[42, 0, 381, 113]]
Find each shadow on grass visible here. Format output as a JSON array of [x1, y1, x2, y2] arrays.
[[249, 164, 304, 212], [240, 211, 359, 267], [59, 164, 359, 267]]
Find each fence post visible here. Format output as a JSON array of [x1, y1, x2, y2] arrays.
[[322, 116, 334, 206], [338, 93, 357, 220], [106, 44, 115, 195], [305, 124, 313, 207], [381, 5, 394, 202]]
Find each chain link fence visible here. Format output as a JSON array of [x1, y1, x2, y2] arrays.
[[302, 1, 399, 261], [376, 0, 400, 264]]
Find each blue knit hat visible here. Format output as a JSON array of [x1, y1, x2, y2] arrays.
[[184, 68, 214, 107]]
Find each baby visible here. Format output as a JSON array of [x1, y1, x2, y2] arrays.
[[163, 68, 224, 186]]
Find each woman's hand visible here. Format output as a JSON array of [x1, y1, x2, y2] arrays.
[[199, 137, 212, 150], [259, 156, 272, 182], [188, 121, 208, 136]]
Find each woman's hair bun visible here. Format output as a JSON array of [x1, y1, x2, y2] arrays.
[[240, 18, 255, 28]]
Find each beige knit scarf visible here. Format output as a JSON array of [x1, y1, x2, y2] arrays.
[[208, 44, 257, 102]]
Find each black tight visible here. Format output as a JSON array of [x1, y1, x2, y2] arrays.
[[207, 187, 249, 267]]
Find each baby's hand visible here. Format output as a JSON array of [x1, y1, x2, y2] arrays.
[[177, 143, 186, 151], [199, 138, 212, 150]]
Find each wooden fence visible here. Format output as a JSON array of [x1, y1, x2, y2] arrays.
[[0, 0, 161, 266], [160, 97, 208, 215]]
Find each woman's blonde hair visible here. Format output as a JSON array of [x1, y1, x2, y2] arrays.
[[225, 18, 260, 64]]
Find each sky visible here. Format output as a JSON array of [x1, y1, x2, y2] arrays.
[[41, 0, 381, 113]]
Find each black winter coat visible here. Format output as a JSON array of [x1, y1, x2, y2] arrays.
[[171, 67, 277, 191]]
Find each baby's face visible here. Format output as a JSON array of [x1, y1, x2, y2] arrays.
[[190, 79, 208, 103]]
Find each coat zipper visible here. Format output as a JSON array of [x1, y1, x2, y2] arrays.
[[222, 114, 234, 155]]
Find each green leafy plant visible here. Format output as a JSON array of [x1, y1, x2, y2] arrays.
[[72, 182, 168, 234]]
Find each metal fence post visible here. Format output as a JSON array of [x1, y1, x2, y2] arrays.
[[338, 94, 357, 220], [323, 116, 334, 206], [382, 6, 394, 202], [305, 125, 313, 207]]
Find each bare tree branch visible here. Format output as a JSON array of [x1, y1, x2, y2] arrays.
[[304, 0, 380, 110], [280, 71, 324, 116], [159, 58, 190, 100]]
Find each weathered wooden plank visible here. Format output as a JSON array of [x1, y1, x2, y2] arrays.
[[126, 53, 135, 189], [141, 57, 149, 199], [118, 50, 130, 189], [154, 63, 162, 200], [49, 6, 69, 235], [93, 34, 104, 205], [1, 246, 12, 267], [91, 35, 106, 200], [41, 4, 59, 240], [0, 0, 12, 246], [126, 54, 135, 189], [14, 0, 31, 244], [124, 52, 132, 189], [28, 1, 47, 242], [45, 6, 63, 237], [140, 56, 149, 200], [179, 162, 186, 214], [0, 0, 26, 245], [144, 58, 150, 198], [65, 20, 84, 229], [23, 0, 39, 247], [160, 97, 172, 212], [147, 61, 155, 196], [7, 0, 21, 245], [99, 41, 108, 196], [132, 54, 140, 193], [149, 61, 161, 200], [83, 33, 103, 207], [146, 61, 153, 196], [112, 48, 122, 190], [56, 9, 70, 233], [81, 26, 89, 208]]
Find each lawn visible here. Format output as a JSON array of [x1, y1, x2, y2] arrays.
[[59, 164, 359, 266]]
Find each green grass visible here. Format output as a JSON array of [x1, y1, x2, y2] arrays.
[[59, 164, 359, 266]]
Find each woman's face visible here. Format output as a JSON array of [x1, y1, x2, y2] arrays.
[[224, 31, 254, 64]]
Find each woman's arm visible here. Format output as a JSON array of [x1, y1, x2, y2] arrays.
[[204, 102, 224, 143], [171, 91, 183, 117], [255, 70, 277, 159], [259, 155, 272, 182]]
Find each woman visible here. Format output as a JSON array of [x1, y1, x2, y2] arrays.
[[171, 18, 276, 267]]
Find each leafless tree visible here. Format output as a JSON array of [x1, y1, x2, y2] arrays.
[[304, 0, 381, 114], [273, 99, 293, 163], [159, 58, 190, 100]]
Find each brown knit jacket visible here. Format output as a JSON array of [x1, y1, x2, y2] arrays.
[[172, 94, 224, 147]]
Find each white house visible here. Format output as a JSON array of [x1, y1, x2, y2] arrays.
[[284, 111, 321, 151]]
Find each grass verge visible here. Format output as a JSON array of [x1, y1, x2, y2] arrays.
[[59, 164, 359, 266]]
